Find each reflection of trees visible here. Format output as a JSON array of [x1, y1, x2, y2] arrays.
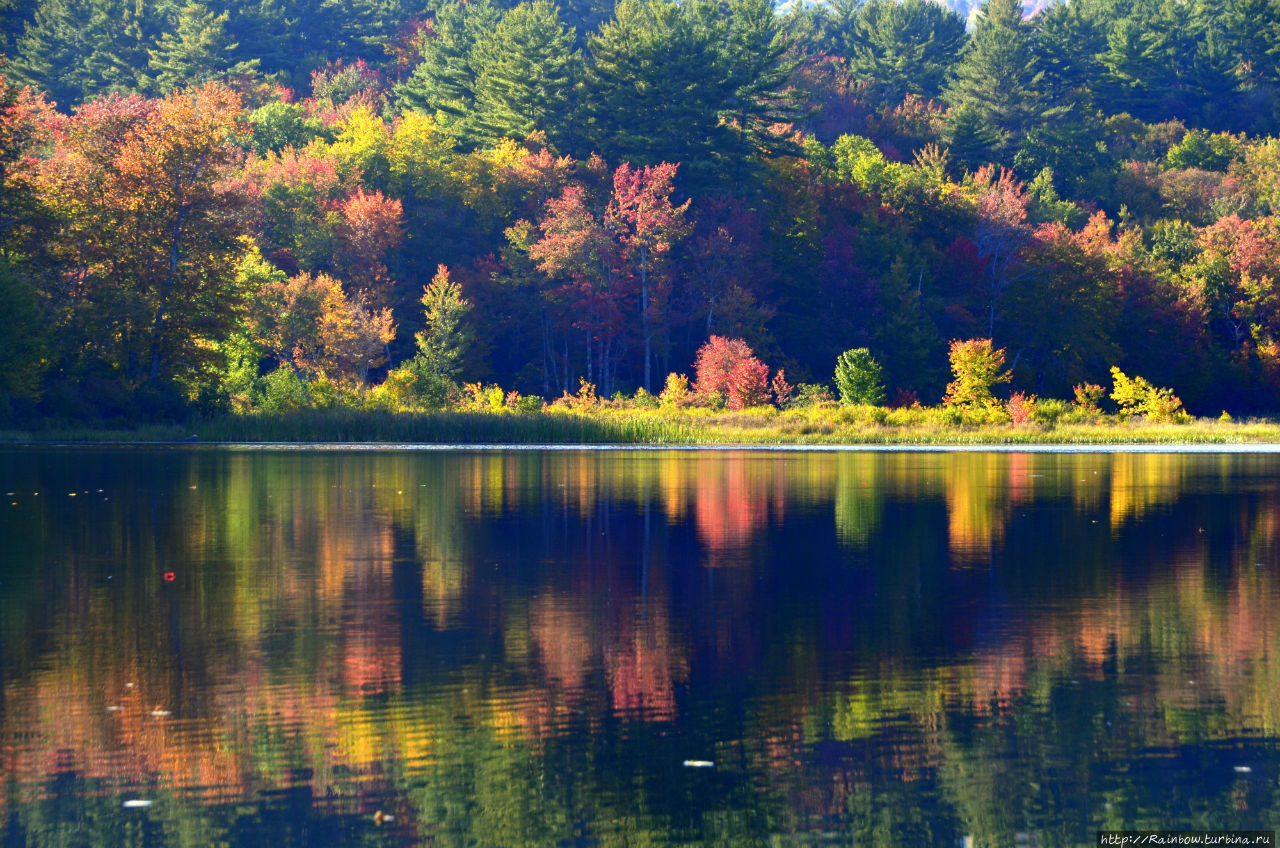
[[6, 450, 1280, 844]]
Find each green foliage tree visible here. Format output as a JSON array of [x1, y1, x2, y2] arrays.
[[581, 0, 729, 173], [717, 0, 802, 183], [834, 347, 886, 406], [395, 0, 500, 134], [943, 338, 1010, 409], [247, 101, 330, 156], [0, 258, 45, 418], [11, 0, 154, 105]]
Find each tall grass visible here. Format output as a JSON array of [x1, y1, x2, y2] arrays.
[[193, 409, 699, 444], [4, 407, 1280, 446]]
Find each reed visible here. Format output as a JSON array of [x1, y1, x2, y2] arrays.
[[4, 407, 1280, 446]]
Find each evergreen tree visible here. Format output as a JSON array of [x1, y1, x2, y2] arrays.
[[849, 0, 967, 103], [395, 0, 500, 133], [1097, 17, 1162, 120], [415, 264, 473, 381], [943, 0, 1048, 156], [1033, 0, 1109, 109], [718, 0, 803, 182], [11, 0, 155, 105], [147, 2, 260, 94], [946, 103, 999, 171], [471, 0, 579, 149], [581, 0, 731, 177]]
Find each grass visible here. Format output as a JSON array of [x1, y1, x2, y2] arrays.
[[5, 405, 1280, 446]]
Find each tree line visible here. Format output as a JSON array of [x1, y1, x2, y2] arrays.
[[3, 0, 1280, 419]]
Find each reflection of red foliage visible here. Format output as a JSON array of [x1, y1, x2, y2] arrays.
[[693, 462, 772, 562], [605, 603, 685, 721]]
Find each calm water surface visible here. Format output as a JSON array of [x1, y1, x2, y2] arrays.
[[2, 447, 1279, 846]]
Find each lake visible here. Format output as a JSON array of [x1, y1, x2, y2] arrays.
[[1, 447, 1278, 846]]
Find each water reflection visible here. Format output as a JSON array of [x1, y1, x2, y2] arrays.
[[1, 449, 1279, 845]]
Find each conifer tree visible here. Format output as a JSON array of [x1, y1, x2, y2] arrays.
[[147, 2, 260, 94], [11, 0, 154, 105], [719, 0, 802, 180], [943, 0, 1047, 156], [395, 0, 500, 134], [849, 0, 967, 103], [581, 0, 730, 173], [471, 1, 579, 150]]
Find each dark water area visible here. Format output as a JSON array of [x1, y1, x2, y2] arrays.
[[1, 447, 1279, 846]]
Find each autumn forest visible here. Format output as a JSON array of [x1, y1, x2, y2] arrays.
[[3, 0, 1280, 422]]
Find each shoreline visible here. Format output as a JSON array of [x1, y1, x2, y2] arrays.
[[6, 408, 1280, 449], [7, 441, 1280, 453]]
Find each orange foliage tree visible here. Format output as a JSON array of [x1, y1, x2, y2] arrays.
[[36, 83, 250, 391]]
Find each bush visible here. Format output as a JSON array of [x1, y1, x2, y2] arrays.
[[380, 357, 453, 410], [1110, 366, 1187, 422], [660, 372, 691, 408], [1072, 382, 1106, 414], [789, 383, 835, 408], [632, 387, 660, 408], [1006, 391, 1037, 425], [259, 367, 313, 412], [553, 378, 599, 411], [771, 369, 793, 407], [834, 348, 886, 406], [943, 339, 1010, 409], [692, 336, 771, 410], [1032, 397, 1070, 426]]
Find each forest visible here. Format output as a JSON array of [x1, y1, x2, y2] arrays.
[[3, 0, 1280, 421]]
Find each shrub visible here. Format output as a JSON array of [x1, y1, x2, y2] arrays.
[[790, 383, 835, 408], [632, 387, 660, 408], [943, 339, 1010, 409], [553, 378, 599, 411], [660, 372, 691, 408], [771, 369, 793, 407], [1110, 366, 1186, 422], [834, 348, 886, 406], [889, 388, 919, 408], [1072, 382, 1106, 414], [381, 356, 453, 410], [509, 393, 544, 413], [1006, 391, 1037, 425], [460, 382, 507, 412], [692, 336, 771, 410], [1032, 397, 1070, 426], [259, 367, 313, 412]]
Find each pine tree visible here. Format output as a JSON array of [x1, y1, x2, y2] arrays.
[[471, 0, 579, 150], [718, 0, 803, 179], [147, 2, 260, 94], [849, 0, 967, 103], [943, 0, 1048, 156], [946, 103, 1000, 171], [581, 0, 731, 176], [1096, 17, 1162, 120], [11, 0, 155, 105], [1033, 0, 1109, 108], [394, 0, 500, 133]]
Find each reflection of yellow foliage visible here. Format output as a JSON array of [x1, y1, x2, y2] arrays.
[[1109, 453, 1184, 526], [945, 454, 1009, 565]]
